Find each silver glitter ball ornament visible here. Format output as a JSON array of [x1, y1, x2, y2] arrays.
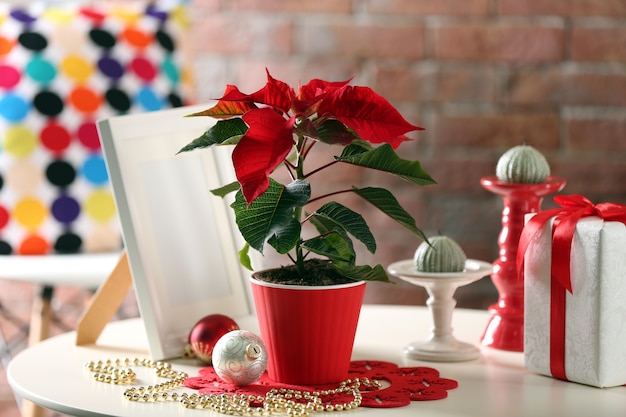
[[212, 330, 267, 386]]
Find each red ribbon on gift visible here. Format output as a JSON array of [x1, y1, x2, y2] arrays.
[[517, 194, 626, 380]]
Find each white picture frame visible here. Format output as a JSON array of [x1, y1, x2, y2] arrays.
[[97, 104, 254, 360]]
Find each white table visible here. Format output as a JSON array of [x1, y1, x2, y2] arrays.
[[7, 305, 626, 417]]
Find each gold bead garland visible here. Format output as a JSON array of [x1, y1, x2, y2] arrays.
[[85, 357, 381, 416]]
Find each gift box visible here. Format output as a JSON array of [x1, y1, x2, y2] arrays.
[[520, 195, 626, 388]]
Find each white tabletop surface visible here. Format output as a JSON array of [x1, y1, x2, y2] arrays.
[[8, 304, 626, 417]]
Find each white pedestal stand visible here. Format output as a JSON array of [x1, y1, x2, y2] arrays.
[[387, 259, 492, 362]]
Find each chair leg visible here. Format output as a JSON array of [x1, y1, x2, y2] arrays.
[[21, 400, 46, 417], [0, 319, 24, 413], [23, 286, 54, 417], [28, 286, 53, 347]]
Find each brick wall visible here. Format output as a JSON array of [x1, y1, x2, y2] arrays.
[[187, 0, 626, 305]]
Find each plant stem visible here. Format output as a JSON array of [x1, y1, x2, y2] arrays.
[[293, 135, 307, 276], [301, 139, 316, 160], [307, 189, 354, 205], [283, 160, 296, 181], [304, 160, 339, 179]]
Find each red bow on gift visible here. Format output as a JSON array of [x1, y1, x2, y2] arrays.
[[517, 194, 626, 293]]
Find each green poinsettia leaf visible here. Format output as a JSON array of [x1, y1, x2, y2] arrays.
[[268, 218, 301, 254], [210, 181, 240, 198], [220, 135, 245, 145], [301, 232, 355, 264], [336, 143, 436, 186], [338, 140, 373, 157], [353, 187, 428, 242], [238, 243, 253, 271], [231, 179, 310, 253], [314, 202, 376, 253], [177, 118, 248, 154], [333, 263, 392, 283], [305, 215, 356, 263], [314, 119, 359, 145]]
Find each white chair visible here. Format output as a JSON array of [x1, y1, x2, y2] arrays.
[[0, 253, 121, 344], [0, 2, 194, 415], [0, 253, 121, 417]]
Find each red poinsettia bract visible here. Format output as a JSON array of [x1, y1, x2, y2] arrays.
[[203, 71, 423, 203]]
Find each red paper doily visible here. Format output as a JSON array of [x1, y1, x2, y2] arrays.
[[184, 360, 458, 408]]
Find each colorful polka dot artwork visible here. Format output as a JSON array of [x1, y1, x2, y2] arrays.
[[0, 1, 194, 255]]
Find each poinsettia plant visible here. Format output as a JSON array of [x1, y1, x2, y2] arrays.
[[179, 70, 436, 284]]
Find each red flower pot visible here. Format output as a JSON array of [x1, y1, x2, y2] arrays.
[[250, 276, 366, 385]]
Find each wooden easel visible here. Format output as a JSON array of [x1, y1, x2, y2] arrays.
[[75, 251, 133, 346]]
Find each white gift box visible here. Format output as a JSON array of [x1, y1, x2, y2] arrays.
[[524, 215, 626, 387]]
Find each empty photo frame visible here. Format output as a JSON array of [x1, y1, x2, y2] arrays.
[[98, 104, 254, 360]]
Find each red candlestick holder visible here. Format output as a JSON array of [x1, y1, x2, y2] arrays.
[[480, 175, 566, 351]]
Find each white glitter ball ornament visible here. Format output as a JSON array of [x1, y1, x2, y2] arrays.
[[212, 330, 268, 386]]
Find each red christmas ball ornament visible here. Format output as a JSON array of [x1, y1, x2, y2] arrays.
[[188, 314, 239, 364]]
